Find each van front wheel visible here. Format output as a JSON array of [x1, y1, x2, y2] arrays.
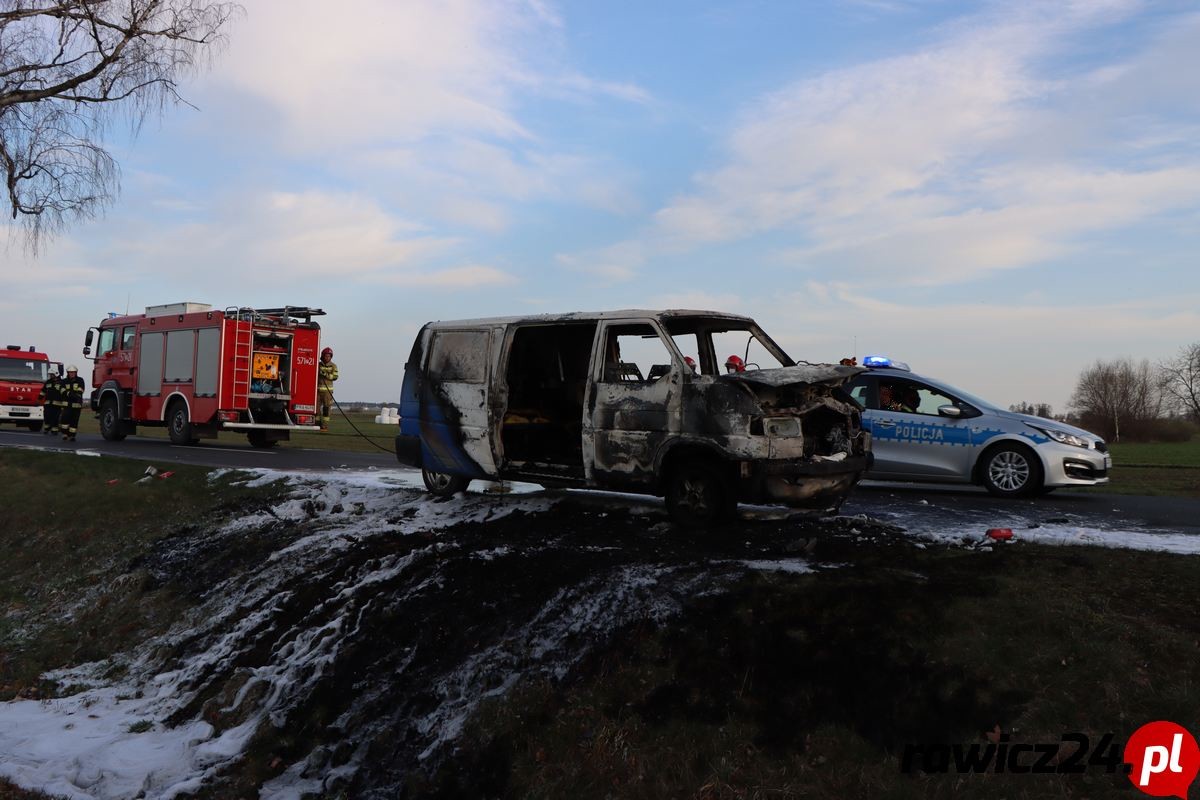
[[666, 460, 734, 528], [422, 468, 468, 497]]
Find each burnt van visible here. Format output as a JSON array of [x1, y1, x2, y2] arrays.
[[395, 310, 871, 525]]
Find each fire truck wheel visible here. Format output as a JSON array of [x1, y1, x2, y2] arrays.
[[247, 430, 278, 448], [167, 402, 197, 445], [27, 421, 43, 432], [98, 398, 126, 441]]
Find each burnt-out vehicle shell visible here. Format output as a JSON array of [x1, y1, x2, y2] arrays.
[[395, 310, 870, 518]]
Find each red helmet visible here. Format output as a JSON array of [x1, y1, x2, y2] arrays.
[[683, 356, 697, 371], [321, 347, 333, 358], [724, 354, 745, 373]]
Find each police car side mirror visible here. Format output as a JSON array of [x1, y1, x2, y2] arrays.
[[937, 404, 962, 418]]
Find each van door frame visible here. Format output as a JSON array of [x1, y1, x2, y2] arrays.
[[583, 317, 685, 488]]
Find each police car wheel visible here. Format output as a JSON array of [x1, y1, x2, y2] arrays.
[[981, 444, 1042, 498], [99, 398, 126, 441], [422, 468, 468, 497], [666, 460, 733, 528]]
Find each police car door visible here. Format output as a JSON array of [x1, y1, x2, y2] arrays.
[[868, 377, 974, 480]]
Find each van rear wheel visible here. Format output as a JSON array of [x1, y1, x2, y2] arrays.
[[665, 460, 734, 528], [422, 468, 468, 497]]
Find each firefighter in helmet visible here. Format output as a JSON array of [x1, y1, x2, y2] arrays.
[[51, 366, 70, 435], [724, 354, 746, 373], [60, 365, 86, 441], [318, 347, 338, 432], [41, 367, 62, 435]]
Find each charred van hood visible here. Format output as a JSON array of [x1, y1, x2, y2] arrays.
[[718, 364, 864, 389]]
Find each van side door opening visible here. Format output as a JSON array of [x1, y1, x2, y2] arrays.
[[499, 322, 596, 479]]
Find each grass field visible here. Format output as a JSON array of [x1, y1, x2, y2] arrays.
[[1107, 438, 1200, 467], [0, 450, 1196, 799], [446, 537, 1200, 799], [0, 451, 285, 701]]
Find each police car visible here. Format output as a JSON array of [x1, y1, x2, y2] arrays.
[[844, 357, 1111, 497]]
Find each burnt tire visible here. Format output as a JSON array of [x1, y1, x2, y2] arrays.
[[422, 468, 468, 497], [980, 443, 1043, 498], [665, 459, 734, 528], [99, 397, 126, 441], [167, 402, 196, 446], [247, 430, 278, 448]]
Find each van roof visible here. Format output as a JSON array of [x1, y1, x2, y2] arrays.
[[420, 309, 755, 328]]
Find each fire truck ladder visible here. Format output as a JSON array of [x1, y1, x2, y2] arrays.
[[230, 319, 254, 411], [224, 306, 327, 327]]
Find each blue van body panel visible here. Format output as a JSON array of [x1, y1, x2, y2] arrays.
[[395, 360, 486, 479]]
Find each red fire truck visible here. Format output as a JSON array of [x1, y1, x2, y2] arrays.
[[84, 303, 326, 447], [0, 345, 60, 431]]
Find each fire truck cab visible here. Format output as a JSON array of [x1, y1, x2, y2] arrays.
[[84, 302, 325, 447], [0, 345, 59, 431]]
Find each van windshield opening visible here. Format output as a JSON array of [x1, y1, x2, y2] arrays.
[[663, 318, 793, 375]]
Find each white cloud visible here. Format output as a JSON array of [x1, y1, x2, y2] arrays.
[[634, 1, 1200, 285], [364, 264, 516, 288], [203, 0, 646, 229], [556, 241, 646, 284], [213, 0, 536, 149], [92, 189, 509, 291]]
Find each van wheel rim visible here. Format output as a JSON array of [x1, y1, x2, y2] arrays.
[[679, 476, 713, 514], [428, 472, 453, 491], [989, 452, 1030, 491]]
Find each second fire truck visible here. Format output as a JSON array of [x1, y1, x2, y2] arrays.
[[84, 303, 326, 447], [0, 345, 60, 431]]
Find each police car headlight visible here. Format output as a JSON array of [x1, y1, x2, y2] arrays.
[[763, 417, 801, 437], [1029, 425, 1089, 449]]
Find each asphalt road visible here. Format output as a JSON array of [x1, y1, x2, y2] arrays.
[[3, 426, 1198, 536], [0, 427, 396, 471]]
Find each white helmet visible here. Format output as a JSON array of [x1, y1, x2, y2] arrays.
[[66, 364, 79, 373]]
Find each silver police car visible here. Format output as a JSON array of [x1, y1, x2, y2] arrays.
[[844, 357, 1111, 497]]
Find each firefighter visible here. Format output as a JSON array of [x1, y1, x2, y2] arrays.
[[51, 367, 70, 434], [41, 369, 62, 435], [724, 354, 746, 373], [318, 347, 338, 432], [59, 365, 86, 441]]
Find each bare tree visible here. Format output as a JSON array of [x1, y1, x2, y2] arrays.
[[0, 0, 237, 247], [1009, 401, 1053, 419], [1161, 342, 1200, 421], [1069, 357, 1168, 441]]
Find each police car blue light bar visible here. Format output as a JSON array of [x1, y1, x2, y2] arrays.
[[863, 355, 911, 371]]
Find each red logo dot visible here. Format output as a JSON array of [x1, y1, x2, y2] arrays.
[[1125, 721, 1200, 798]]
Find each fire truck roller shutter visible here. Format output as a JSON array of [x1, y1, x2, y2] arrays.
[[137, 333, 164, 395]]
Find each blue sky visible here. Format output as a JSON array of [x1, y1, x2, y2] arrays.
[[3, 0, 1199, 410]]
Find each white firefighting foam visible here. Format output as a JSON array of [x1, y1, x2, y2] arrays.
[[0, 468, 1197, 799]]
